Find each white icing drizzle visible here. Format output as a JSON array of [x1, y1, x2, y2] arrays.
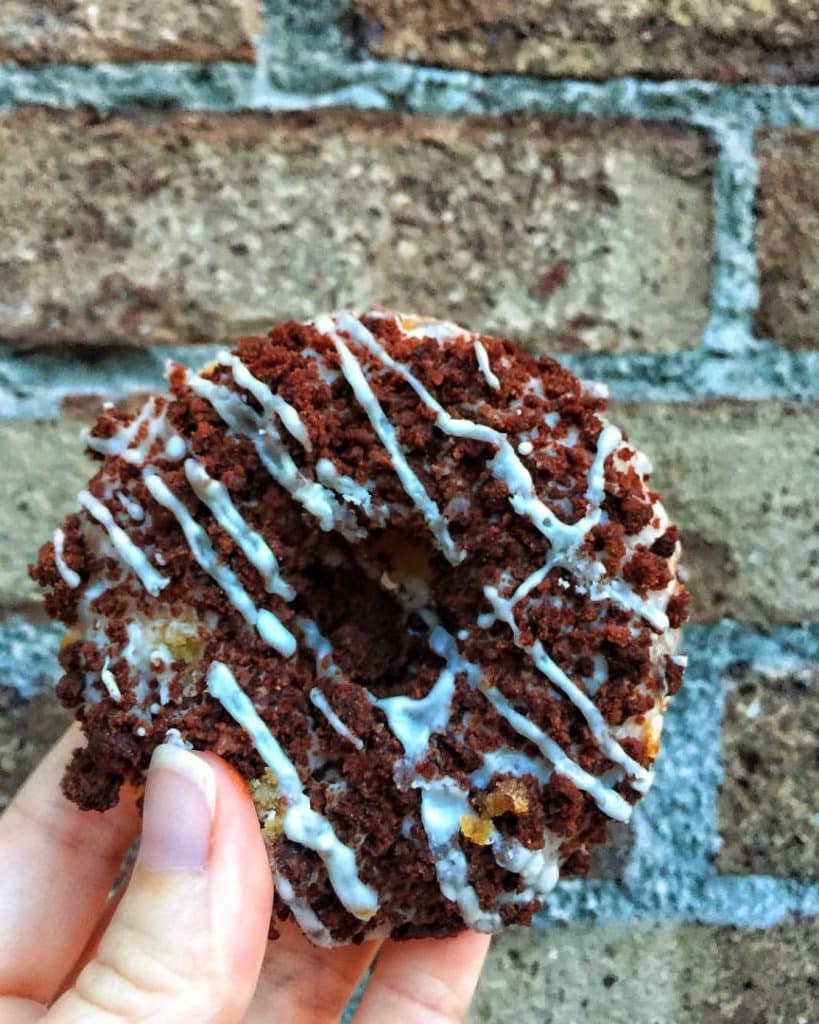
[[391, 609, 632, 822], [162, 435, 187, 461], [297, 617, 341, 679], [473, 339, 501, 390], [83, 397, 185, 467], [52, 528, 80, 588], [405, 319, 465, 341], [373, 624, 460, 766], [207, 661, 378, 920], [298, 618, 366, 748], [493, 837, 560, 901], [274, 871, 338, 946], [164, 727, 192, 749], [185, 369, 361, 539], [100, 657, 122, 701], [79, 575, 115, 633], [121, 619, 149, 706], [219, 351, 313, 451], [183, 459, 295, 601], [416, 777, 502, 932], [588, 573, 669, 632], [82, 398, 156, 458], [469, 748, 552, 788], [315, 458, 386, 523], [120, 403, 172, 466], [309, 688, 364, 750], [149, 644, 174, 705], [143, 470, 296, 657], [478, 682, 631, 821], [116, 491, 145, 522], [583, 654, 609, 697], [135, 406, 185, 465], [314, 313, 462, 565], [77, 490, 169, 597], [484, 585, 653, 793]]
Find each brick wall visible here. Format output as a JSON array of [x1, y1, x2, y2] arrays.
[[0, 2, 817, 1020]]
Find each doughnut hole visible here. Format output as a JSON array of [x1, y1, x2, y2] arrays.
[[364, 527, 436, 593]]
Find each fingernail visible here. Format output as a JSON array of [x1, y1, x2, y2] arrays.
[[137, 744, 216, 872]]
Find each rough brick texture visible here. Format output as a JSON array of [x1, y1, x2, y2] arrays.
[[717, 663, 818, 878], [0, 688, 69, 812], [347, 0, 819, 84], [614, 401, 819, 625], [469, 921, 819, 1023], [0, 108, 713, 353], [756, 129, 819, 350], [0, 0, 260, 65], [0, 415, 91, 609]]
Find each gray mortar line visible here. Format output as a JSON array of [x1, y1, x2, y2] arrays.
[[2, 342, 818, 421], [542, 876, 819, 929], [701, 126, 759, 356], [0, 344, 203, 419], [0, 61, 257, 111], [2, 61, 818, 126], [0, 614, 66, 700]]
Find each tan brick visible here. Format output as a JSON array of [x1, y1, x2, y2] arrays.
[[0, 108, 714, 353], [469, 921, 819, 1024], [717, 663, 818, 878], [0, 687, 70, 811], [613, 401, 819, 624], [347, 0, 819, 84], [756, 129, 819, 350], [0, 0, 260, 64], [0, 416, 91, 608]]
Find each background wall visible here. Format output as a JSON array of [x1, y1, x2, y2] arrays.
[[0, 2, 817, 1020]]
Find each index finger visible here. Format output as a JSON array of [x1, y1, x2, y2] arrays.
[[352, 930, 491, 1024], [0, 727, 140, 1004]]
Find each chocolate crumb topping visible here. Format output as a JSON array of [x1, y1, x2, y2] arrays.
[[31, 311, 690, 945]]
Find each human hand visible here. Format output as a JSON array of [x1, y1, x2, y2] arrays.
[[0, 728, 490, 1023]]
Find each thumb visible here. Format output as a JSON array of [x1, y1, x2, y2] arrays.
[[46, 744, 274, 1024]]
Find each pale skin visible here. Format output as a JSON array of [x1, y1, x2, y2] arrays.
[[0, 726, 490, 1023]]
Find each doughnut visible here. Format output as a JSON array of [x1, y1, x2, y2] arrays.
[[31, 311, 691, 945]]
